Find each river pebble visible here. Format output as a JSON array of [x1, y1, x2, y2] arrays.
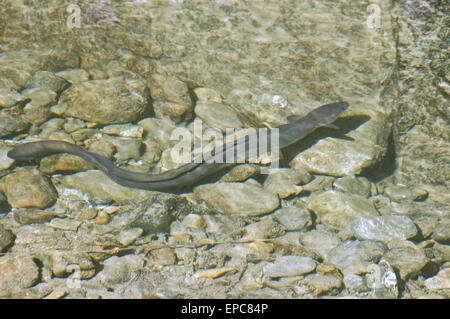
[[118, 194, 198, 234], [22, 87, 57, 108], [87, 138, 116, 159], [0, 223, 14, 252], [49, 218, 82, 231], [95, 255, 145, 285], [424, 267, 450, 294], [194, 100, 243, 132], [383, 185, 429, 202], [58, 170, 149, 203], [300, 228, 342, 259], [102, 123, 143, 138], [0, 88, 27, 107], [13, 208, 55, 224], [219, 164, 260, 182], [55, 68, 90, 84], [432, 218, 450, 244], [63, 118, 87, 133], [181, 214, 205, 230], [194, 182, 280, 216], [0, 142, 14, 171], [26, 71, 69, 92], [149, 248, 177, 267], [94, 211, 110, 225], [409, 212, 439, 239], [0, 116, 29, 138], [303, 273, 343, 296], [243, 216, 284, 240], [383, 246, 428, 280], [138, 117, 177, 149], [11, 225, 120, 258], [59, 77, 151, 124], [343, 273, 368, 292], [332, 176, 372, 198], [307, 190, 379, 230], [263, 168, 311, 198], [0, 76, 20, 90], [273, 206, 312, 231], [325, 240, 387, 275], [194, 87, 222, 103], [365, 258, 399, 299], [264, 255, 316, 278], [36, 251, 96, 279], [0, 48, 80, 87], [0, 255, 39, 297], [38, 118, 65, 138], [351, 215, 418, 243], [116, 227, 143, 246], [1, 167, 58, 208], [147, 73, 193, 123]]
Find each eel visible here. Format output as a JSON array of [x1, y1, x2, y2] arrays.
[[7, 101, 348, 192]]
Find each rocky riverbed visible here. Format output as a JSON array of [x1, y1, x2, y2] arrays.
[[0, 0, 448, 298]]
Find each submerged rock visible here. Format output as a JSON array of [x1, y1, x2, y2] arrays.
[[1, 167, 58, 208], [333, 175, 373, 198], [194, 100, 243, 132], [432, 218, 450, 244], [307, 190, 379, 230], [0, 48, 80, 88], [0, 255, 39, 297], [103, 193, 200, 234], [147, 73, 193, 123], [0, 116, 29, 138], [383, 246, 428, 280], [424, 268, 450, 295], [325, 240, 387, 275], [351, 215, 418, 243], [0, 142, 14, 171], [264, 255, 316, 278], [383, 185, 428, 202], [102, 123, 144, 138], [303, 272, 343, 296], [13, 208, 55, 225], [300, 228, 342, 260], [55, 68, 90, 84], [194, 182, 280, 216], [49, 218, 82, 231], [263, 168, 311, 198], [243, 216, 285, 240], [58, 170, 150, 203], [273, 206, 312, 231], [95, 255, 145, 285], [59, 77, 151, 124], [26, 70, 69, 93], [35, 251, 96, 279], [0, 88, 27, 107], [0, 223, 14, 252]]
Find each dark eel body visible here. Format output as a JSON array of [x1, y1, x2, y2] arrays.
[[7, 102, 348, 192]]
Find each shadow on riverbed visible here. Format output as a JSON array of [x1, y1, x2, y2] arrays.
[[281, 115, 371, 165]]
